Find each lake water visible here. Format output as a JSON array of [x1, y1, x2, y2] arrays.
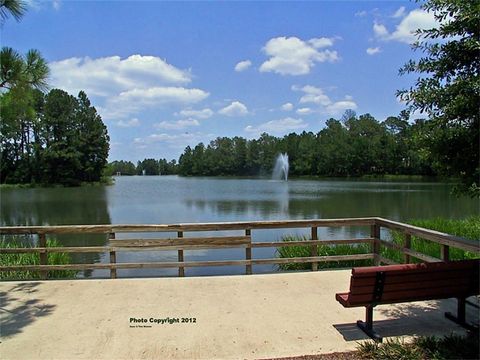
[[1, 176, 478, 277]]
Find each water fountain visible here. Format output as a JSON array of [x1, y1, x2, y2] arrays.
[[272, 153, 289, 181]]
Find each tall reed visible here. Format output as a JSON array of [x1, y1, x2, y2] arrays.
[[1, 237, 77, 280]]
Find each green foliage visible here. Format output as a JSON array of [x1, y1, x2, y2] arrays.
[[357, 337, 424, 360], [0, 0, 27, 23], [105, 160, 137, 176], [136, 158, 161, 175], [357, 332, 479, 360], [105, 158, 178, 176], [0, 237, 77, 280], [1, 87, 110, 185], [0, 47, 49, 91], [177, 112, 437, 178], [276, 235, 373, 271], [398, 0, 480, 196]]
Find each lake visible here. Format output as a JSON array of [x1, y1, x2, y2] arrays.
[[1, 176, 478, 277]]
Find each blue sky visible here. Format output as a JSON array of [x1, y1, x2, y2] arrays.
[[3, 1, 437, 162]]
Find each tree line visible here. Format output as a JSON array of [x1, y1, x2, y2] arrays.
[[105, 159, 178, 176], [175, 111, 436, 177]]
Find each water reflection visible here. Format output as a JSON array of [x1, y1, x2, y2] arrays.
[[181, 179, 477, 221]]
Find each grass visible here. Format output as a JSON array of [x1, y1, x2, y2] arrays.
[[276, 216, 479, 271], [357, 332, 479, 360], [381, 216, 479, 264], [277, 235, 373, 271], [0, 237, 77, 280]]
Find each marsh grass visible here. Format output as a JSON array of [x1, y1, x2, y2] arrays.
[[0, 237, 77, 280], [382, 216, 479, 264], [277, 216, 479, 270], [277, 235, 373, 271]]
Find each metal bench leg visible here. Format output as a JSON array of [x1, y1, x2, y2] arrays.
[[357, 305, 383, 342], [445, 297, 478, 331]]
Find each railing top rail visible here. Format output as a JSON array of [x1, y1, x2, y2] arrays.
[[375, 217, 479, 253], [0, 217, 377, 235]]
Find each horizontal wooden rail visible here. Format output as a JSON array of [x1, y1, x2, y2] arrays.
[[0, 246, 110, 254], [252, 238, 374, 248], [0, 217, 377, 235], [0, 238, 373, 254], [110, 236, 251, 250]]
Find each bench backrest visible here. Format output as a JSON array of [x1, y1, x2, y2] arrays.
[[346, 259, 480, 306]]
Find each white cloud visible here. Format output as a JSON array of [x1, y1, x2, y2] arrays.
[[296, 107, 313, 115], [293, 85, 358, 115], [52, 0, 61, 10], [366, 47, 381, 55], [245, 117, 308, 135], [154, 118, 200, 130], [234, 60, 252, 72], [308, 37, 334, 49], [392, 6, 406, 18], [295, 85, 331, 106], [374, 9, 438, 44], [355, 10, 367, 17], [281, 102, 294, 111], [325, 100, 357, 115], [49, 55, 192, 97], [49, 54, 210, 122], [113, 87, 208, 105], [101, 87, 209, 120], [218, 101, 249, 117], [259, 36, 338, 76], [177, 108, 214, 119], [373, 22, 389, 38], [134, 132, 211, 151], [116, 118, 140, 128]]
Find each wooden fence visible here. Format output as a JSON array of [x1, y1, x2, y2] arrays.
[[0, 217, 478, 280]]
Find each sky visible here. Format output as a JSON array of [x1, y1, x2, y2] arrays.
[[3, 0, 437, 162]]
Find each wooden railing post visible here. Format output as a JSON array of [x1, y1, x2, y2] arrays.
[[441, 244, 450, 261], [245, 229, 252, 275], [178, 231, 185, 277], [371, 224, 380, 265], [109, 232, 117, 279], [311, 226, 318, 271], [38, 233, 48, 280], [404, 233, 411, 264]]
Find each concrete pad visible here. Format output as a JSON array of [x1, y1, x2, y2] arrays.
[[1, 271, 478, 360]]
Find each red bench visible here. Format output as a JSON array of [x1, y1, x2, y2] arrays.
[[336, 259, 480, 342]]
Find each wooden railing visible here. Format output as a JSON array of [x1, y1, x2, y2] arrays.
[[0, 217, 478, 280]]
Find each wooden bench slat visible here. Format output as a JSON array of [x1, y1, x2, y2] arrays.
[[350, 277, 474, 296], [344, 284, 476, 306], [351, 259, 479, 277]]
